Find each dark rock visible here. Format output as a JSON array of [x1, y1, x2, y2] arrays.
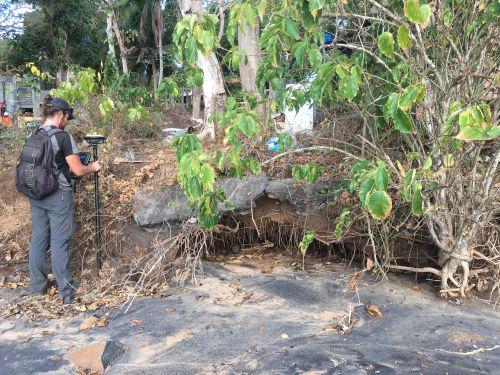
[[133, 186, 196, 227], [219, 173, 268, 214], [231, 244, 241, 254], [64, 340, 126, 372], [265, 178, 342, 214], [133, 174, 268, 227]]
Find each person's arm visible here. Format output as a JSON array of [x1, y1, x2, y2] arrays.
[[66, 155, 100, 177]]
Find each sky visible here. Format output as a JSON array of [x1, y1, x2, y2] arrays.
[[0, 1, 33, 38]]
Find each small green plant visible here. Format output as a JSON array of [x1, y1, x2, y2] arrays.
[[292, 164, 323, 184], [334, 208, 352, 238], [299, 230, 316, 271]]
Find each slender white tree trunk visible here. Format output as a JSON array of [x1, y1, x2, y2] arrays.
[[106, 11, 116, 59], [192, 84, 202, 120], [106, 0, 128, 75], [156, 0, 164, 84], [238, 24, 259, 95], [180, 0, 225, 139], [197, 51, 225, 139]]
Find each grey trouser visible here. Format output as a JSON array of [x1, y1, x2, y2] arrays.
[[29, 189, 77, 298]]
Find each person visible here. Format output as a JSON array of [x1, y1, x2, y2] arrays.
[[28, 96, 100, 304]]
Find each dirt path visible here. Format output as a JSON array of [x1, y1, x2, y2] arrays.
[[1, 262, 499, 374]]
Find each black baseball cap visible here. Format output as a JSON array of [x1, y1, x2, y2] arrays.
[[48, 97, 75, 120]]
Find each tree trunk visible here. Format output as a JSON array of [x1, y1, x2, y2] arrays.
[[106, 11, 116, 59], [181, 0, 226, 140], [42, 0, 56, 60], [61, 29, 71, 82], [151, 60, 158, 92], [156, 0, 164, 85], [197, 51, 225, 139], [107, 0, 128, 75], [238, 24, 259, 97], [192, 84, 202, 120]]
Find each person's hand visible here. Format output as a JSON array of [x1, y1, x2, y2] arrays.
[[91, 161, 101, 173]]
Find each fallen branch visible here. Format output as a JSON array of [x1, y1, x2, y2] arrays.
[[435, 345, 500, 356], [386, 264, 441, 277], [113, 157, 144, 164]]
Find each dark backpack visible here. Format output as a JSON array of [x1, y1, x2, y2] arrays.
[[15, 127, 62, 200]]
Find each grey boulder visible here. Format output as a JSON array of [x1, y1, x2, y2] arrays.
[[133, 186, 195, 227], [265, 178, 342, 214]]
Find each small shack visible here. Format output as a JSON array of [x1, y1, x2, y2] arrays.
[[0, 75, 52, 120]]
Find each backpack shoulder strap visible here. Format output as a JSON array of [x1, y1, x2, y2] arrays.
[[46, 128, 63, 138]]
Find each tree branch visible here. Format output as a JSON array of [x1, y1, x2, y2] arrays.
[[262, 146, 362, 165]]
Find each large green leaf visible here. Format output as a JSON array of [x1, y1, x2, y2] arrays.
[[393, 108, 413, 133], [200, 164, 215, 191], [456, 125, 500, 141], [339, 76, 359, 101], [284, 18, 300, 40], [411, 184, 423, 216], [384, 93, 399, 122], [419, 4, 432, 28], [268, 36, 280, 67], [422, 157, 432, 170], [186, 37, 198, 65], [367, 191, 392, 220], [359, 179, 374, 206], [374, 165, 389, 191], [308, 45, 323, 69], [257, 0, 267, 21], [398, 85, 419, 111], [293, 40, 308, 66], [397, 25, 412, 51], [378, 32, 394, 58], [404, 0, 421, 24]]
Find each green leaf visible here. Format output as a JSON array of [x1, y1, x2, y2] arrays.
[[404, 0, 421, 24], [378, 32, 394, 58], [339, 76, 358, 101], [406, 152, 420, 161], [350, 160, 371, 176], [200, 164, 216, 191], [308, 45, 323, 69], [284, 18, 300, 40], [257, 0, 267, 21], [399, 85, 419, 111], [486, 126, 500, 138], [293, 40, 308, 66], [248, 158, 262, 175], [419, 4, 432, 28], [384, 93, 399, 122], [374, 165, 389, 191], [367, 191, 392, 220], [393, 109, 413, 133], [397, 25, 412, 51], [359, 179, 374, 206], [456, 126, 496, 141], [268, 36, 280, 68], [299, 230, 315, 255], [443, 10, 453, 26], [186, 37, 198, 65], [411, 184, 423, 216], [350, 65, 362, 83], [308, 0, 325, 17], [422, 157, 432, 170], [187, 177, 202, 198], [227, 96, 237, 110]]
